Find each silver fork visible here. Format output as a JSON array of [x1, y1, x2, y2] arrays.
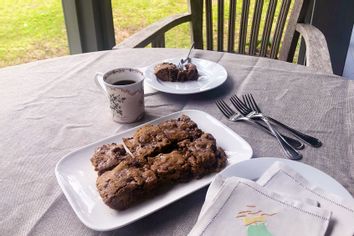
[[230, 95, 303, 160], [178, 42, 194, 70], [243, 94, 322, 148], [216, 100, 304, 150]]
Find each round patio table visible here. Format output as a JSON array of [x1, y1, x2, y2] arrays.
[[1, 48, 353, 235]]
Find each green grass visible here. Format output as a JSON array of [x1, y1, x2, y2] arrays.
[[0, 0, 68, 67], [0, 0, 191, 68], [0, 0, 296, 68], [111, 0, 190, 48]]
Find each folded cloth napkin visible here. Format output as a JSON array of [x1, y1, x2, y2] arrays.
[[189, 177, 331, 236], [257, 162, 354, 236]]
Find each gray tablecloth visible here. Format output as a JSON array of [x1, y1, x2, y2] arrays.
[[1, 48, 353, 236]]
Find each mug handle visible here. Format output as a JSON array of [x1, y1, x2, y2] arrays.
[[95, 72, 108, 95]]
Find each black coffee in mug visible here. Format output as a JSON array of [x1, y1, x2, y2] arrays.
[[112, 80, 135, 86]]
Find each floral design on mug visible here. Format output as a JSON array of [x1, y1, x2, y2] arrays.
[[109, 94, 126, 115], [97, 67, 144, 123]]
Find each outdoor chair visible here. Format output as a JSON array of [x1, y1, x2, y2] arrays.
[[114, 0, 333, 74]]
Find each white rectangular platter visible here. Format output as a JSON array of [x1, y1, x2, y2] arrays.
[[55, 109, 253, 231]]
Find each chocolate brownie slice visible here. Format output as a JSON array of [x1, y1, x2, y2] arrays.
[[154, 62, 178, 81], [176, 63, 199, 82], [123, 124, 171, 159], [150, 150, 191, 183], [93, 115, 228, 211], [154, 62, 198, 82], [90, 143, 131, 175], [215, 147, 227, 171], [158, 115, 202, 142], [182, 133, 227, 178], [96, 164, 158, 210]]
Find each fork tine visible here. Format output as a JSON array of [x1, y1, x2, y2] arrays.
[[231, 95, 251, 112], [230, 95, 250, 115], [216, 100, 229, 118], [219, 100, 236, 117], [218, 100, 235, 115], [242, 94, 254, 111], [244, 94, 258, 112], [249, 94, 262, 113], [230, 96, 245, 115], [216, 100, 233, 118]]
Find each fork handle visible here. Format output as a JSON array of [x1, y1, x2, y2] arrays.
[[261, 117, 303, 160], [268, 117, 322, 148], [252, 121, 304, 150]]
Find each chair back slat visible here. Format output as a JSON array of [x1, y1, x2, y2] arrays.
[[217, 0, 225, 51], [188, 0, 305, 61], [270, 0, 291, 58], [227, 0, 237, 52], [205, 0, 213, 50], [238, 0, 250, 54], [279, 0, 304, 61], [249, 0, 264, 55], [260, 0, 277, 56]]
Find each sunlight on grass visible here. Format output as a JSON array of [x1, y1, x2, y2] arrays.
[[111, 0, 190, 48], [0, 0, 297, 68], [0, 0, 68, 67]]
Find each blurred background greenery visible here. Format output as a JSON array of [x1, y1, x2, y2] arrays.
[[0, 0, 68, 67], [0, 0, 190, 68], [0, 0, 285, 68]]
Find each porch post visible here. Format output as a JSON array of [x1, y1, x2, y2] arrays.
[[61, 0, 115, 54]]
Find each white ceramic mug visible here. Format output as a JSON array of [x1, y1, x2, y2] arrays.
[[95, 68, 145, 123]]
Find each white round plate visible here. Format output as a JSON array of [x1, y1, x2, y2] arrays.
[[218, 157, 353, 200], [144, 58, 228, 94]]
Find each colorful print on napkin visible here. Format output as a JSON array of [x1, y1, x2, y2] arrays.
[[236, 205, 276, 236]]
